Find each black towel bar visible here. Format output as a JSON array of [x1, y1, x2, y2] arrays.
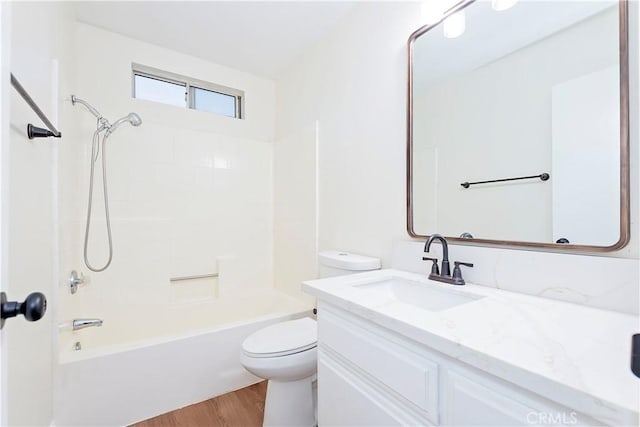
[[461, 173, 549, 189], [10, 73, 62, 139]]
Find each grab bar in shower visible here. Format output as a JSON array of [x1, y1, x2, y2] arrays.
[[170, 273, 219, 282], [10, 73, 62, 139], [72, 318, 103, 331]]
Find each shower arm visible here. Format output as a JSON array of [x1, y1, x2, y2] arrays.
[[71, 95, 111, 129]]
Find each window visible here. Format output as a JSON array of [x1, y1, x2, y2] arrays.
[[134, 74, 186, 108], [191, 87, 237, 118], [132, 64, 244, 119]]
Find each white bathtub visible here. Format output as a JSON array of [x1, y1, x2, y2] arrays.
[[54, 289, 313, 426]]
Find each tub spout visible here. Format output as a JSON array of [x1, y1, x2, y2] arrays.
[[72, 318, 103, 331]]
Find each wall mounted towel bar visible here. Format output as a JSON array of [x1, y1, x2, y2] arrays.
[[10, 73, 62, 139], [461, 173, 549, 189]]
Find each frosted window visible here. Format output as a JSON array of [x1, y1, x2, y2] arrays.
[[134, 75, 186, 107], [192, 87, 237, 118]]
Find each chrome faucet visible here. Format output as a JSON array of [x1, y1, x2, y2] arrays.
[[72, 318, 103, 331], [423, 234, 473, 285]]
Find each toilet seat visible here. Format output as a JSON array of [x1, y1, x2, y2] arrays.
[[242, 317, 317, 358]]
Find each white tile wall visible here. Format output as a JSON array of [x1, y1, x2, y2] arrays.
[[60, 23, 277, 322]]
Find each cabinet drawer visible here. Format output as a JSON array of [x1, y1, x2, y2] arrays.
[[319, 306, 439, 424]]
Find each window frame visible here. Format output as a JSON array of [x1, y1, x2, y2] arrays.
[[132, 63, 244, 119]]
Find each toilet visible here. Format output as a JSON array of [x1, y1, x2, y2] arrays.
[[240, 251, 381, 426]]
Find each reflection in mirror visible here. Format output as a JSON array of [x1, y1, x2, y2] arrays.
[[408, 0, 629, 250]]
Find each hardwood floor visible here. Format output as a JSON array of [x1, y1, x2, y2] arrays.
[[132, 381, 267, 427]]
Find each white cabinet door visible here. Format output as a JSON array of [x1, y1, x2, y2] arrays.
[[318, 352, 408, 427], [444, 370, 542, 426], [319, 305, 439, 423], [443, 368, 596, 426]]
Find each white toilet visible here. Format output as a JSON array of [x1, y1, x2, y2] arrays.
[[240, 251, 381, 426]]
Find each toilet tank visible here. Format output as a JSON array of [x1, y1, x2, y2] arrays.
[[318, 251, 381, 278]]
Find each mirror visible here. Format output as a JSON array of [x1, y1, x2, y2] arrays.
[[407, 0, 629, 251]]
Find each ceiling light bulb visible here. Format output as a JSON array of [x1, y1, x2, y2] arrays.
[[443, 10, 465, 39], [491, 0, 518, 11]]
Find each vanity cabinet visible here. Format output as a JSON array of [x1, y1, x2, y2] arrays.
[[317, 302, 599, 426]]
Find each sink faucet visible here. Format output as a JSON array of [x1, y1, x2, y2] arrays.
[[423, 234, 473, 285], [72, 318, 103, 331], [424, 234, 450, 276]]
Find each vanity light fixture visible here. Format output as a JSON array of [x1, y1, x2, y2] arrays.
[[491, 0, 518, 11], [443, 10, 466, 38]]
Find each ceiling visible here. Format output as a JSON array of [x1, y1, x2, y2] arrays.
[[74, 1, 358, 79]]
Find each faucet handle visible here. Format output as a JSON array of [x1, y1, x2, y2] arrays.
[[422, 257, 440, 275], [452, 261, 474, 285], [454, 261, 473, 268], [69, 271, 85, 294]]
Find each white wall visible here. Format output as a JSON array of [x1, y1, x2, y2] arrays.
[[5, 2, 76, 425], [552, 66, 620, 246], [275, 2, 412, 300], [413, 7, 619, 244], [274, 122, 318, 305], [275, 2, 639, 312], [58, 23, 277, 332], [0, 3, 9, 425]]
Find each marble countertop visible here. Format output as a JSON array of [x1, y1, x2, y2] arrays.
[[302, 269, 640, 426]]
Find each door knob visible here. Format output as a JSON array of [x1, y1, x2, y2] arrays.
[[0, 291, 47, 329]]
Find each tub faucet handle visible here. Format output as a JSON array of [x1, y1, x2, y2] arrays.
[[69, 271, 84, 294]]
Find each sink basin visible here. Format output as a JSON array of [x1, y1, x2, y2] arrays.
[[354, 277, 484, 312]]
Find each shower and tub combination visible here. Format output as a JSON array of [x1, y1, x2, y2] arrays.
[[60, 95, 142, 346], [57, 96, 314, 426]]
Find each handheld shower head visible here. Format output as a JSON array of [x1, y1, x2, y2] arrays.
[[128, 113, 142, 126], [72, 94, 142, 135], [105, 113, 142, 136]]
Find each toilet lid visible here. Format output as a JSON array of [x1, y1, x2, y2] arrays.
[[242, 317, 317, 358]]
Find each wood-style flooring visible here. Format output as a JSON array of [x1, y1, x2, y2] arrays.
[[132, 381, 267, 427]]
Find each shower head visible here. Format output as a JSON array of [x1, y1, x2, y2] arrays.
[[128, 113, 143, 126], [72, 94, 142, 135], [105, 113, 142, 136]]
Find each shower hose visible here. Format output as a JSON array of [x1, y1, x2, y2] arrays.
[[83, 125, 113, 272]]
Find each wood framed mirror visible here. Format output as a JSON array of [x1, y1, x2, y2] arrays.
[[407, 0, 629, 252]]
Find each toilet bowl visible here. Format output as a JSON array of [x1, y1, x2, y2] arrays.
[[240, 251, 381, 426], [241, 317, 318, 427]]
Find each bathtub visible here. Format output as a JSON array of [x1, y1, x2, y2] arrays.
[[54, 288, 313, 426]]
